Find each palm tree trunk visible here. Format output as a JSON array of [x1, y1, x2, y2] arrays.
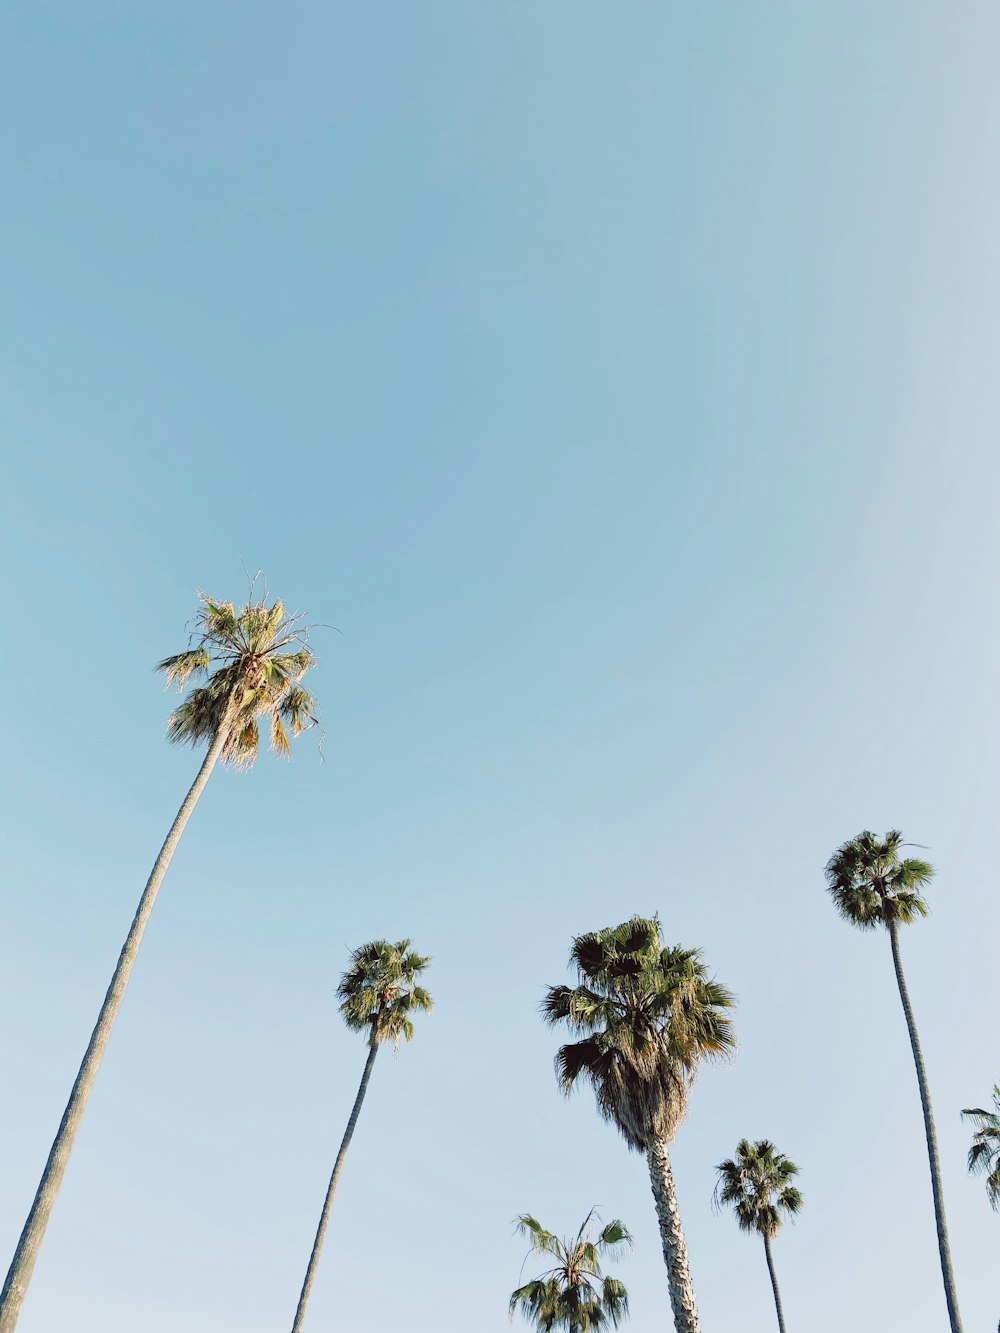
[[0, 708, 237, 1333], [887, 919, 964, 1333], [762, 1232, 787, 1333], [290, 1040, 379, 1333], [646, 1138, 700, 1333]]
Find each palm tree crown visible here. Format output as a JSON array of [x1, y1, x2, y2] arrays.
[[157, 588, 318, 769], [823, 829, 932, 930], [961, 1086, 1000, 1211], [510, 1210, 632, 1332], [713, 1140, 802, 1237], [542, 916, 735, 1151], [337, 939, 432, 1050]]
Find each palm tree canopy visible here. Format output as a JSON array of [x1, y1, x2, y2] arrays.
[[156, 588, 319, 769], [509, 1209, 632, 1332], [961, 1085, 1000, 1211], [713, 1139, 803, 1238], [543, 916, 736, 1151], [824, 829, 933, 930], [337, 939, 432, 1050]]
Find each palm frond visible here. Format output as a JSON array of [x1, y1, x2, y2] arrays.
[[514, 1216, 561, 1258], [156, 647, 212, 689], [596, 1220, 633, 1257]]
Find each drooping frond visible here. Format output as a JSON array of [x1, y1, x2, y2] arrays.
[[337, 938, 432, 1051], [544, 917, 735, 1150], [509, 1278, 562, 1332], [514, 1216, 561, 1260], [713, 1139, 803, 1238], [824, 829, 932, 931], [156, 647, 212, 690], [157, 587, 320, 769], [961, 1086, 1000, 1210]]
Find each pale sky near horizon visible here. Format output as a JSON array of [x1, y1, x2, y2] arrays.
[[2, 3, 999, 1331]]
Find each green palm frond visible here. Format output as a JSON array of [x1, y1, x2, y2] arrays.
[[962, 1086, 1000, 1210], [596, 1221, 632, 1256], [824, 829, 933, 931], [337, 938, 433, 1051], [157, 588, 320, 769], [510, 1278, 562, 1331], [510, 1211, 632, 1332], [545, 917, 735, 1150], [713, 1139, 803, 1238], [515, 1216, 562, 1259]]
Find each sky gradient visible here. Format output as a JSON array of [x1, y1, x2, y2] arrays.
[[2, 3, 999, 1330]]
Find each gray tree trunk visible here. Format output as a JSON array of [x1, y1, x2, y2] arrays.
[[646, 1138, 700, 1333], [0, 708, 236, 1333], [762, 1231, 787, 1333], [887, 918, 964, 1333], [290, 1040, 379, 1333]]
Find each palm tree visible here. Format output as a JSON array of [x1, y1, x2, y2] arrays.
[[713, 1139, 801, 1333], [543, 916, 735, 1333], [509, 1210, 632, 1332], [824, 829, 963, 1333], [961, 1085, 1000, 1211], [0, 588, 318, 1333], [290, 939, 432, 1333]]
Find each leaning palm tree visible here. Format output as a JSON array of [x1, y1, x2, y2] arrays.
[[0, 588, 318, 1333], [961, 1085, 1000, 1211], [543, 916, 735, 1333], [290, 939, 432, 1333], [509, 1210, 632, 1332], [713, 1139, 802, 1333], [824, 829, 963, 1333]]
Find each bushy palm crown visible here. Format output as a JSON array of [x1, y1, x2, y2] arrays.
[[157, 590, 318, 770], [543, 917, 735, 1151], [824, 829, 933, 930], [337, 939, 432, 1050], [961, 1086, 1000, 1211], [713, 1140, 802, 1238], [510, 1210, 632, 1332]]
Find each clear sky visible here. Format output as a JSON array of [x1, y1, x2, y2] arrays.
[[2, 3, 998, 1330]]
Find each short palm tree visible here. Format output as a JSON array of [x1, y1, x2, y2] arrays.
[[509, 1210, 632, 1332], [543, 917, 735, 1333], [0, 588, 318, 1333], [290, 939, 432, 1333], [824, 829, 963, 1333], [713, 1139, 802, 1333], [961, 1085, 1000, 1211]]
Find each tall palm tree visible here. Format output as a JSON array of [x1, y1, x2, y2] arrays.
[[824, 829, 963, 1333], [543, 916, 735, 1333], [961, 1085, 1000, 1211], [713, 1139, 802, 1333], [290, 939, 432, 1333], [0, 588, 318, 1333], [509, 1210, 632, 1332]]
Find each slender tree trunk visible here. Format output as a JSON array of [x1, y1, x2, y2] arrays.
[[646, 1138, 700, 1333], [762, 1232, 787, 1333], [0, 709, 237, 1333], [887, 919, 964, 1333], [291, 1040, 379, 1333]]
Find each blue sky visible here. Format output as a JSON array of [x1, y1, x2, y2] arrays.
[[2, 3, 998, 1330]]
